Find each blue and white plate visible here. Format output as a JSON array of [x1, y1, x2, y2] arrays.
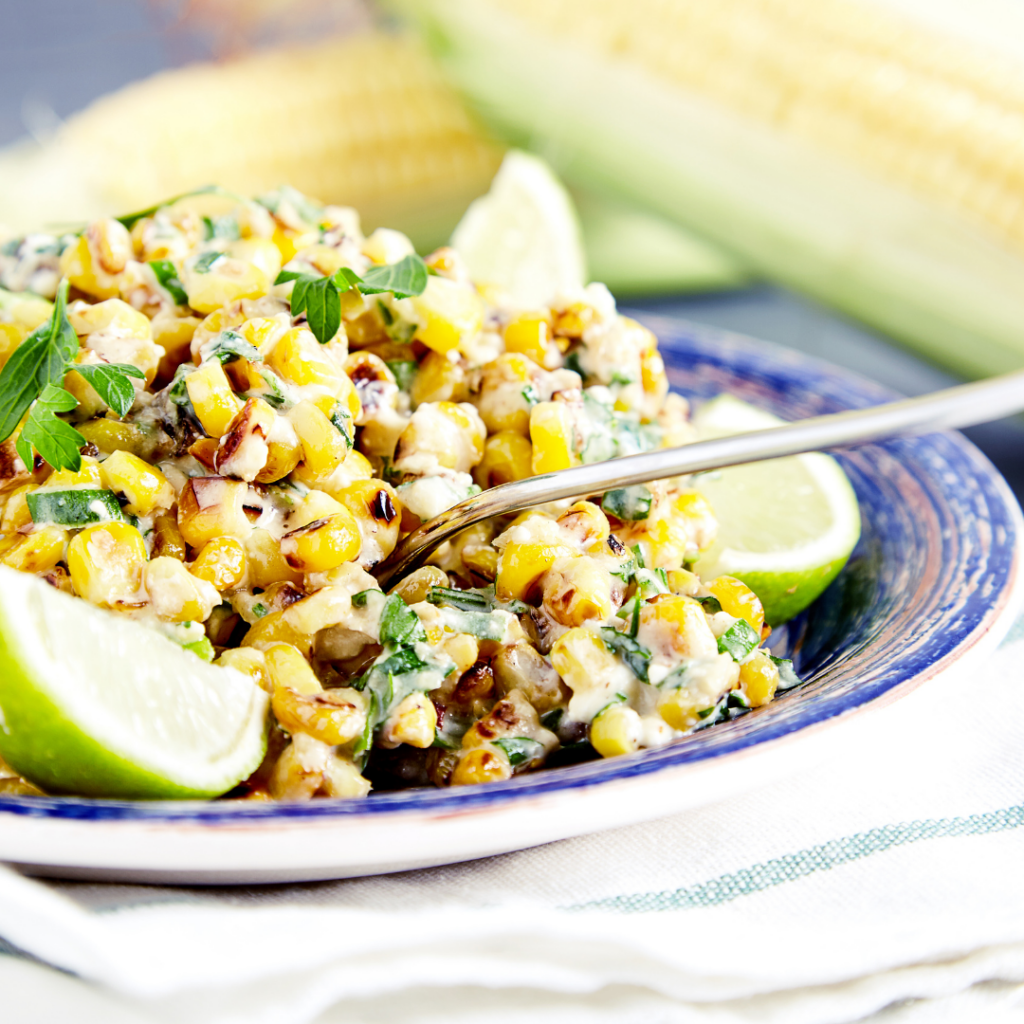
[[2, 315, 1021, 884]]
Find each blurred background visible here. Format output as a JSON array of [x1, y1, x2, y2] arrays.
[[2, 0, 1024, 498]]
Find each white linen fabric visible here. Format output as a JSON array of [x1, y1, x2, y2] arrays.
[[5, 618, 1024, 1023]]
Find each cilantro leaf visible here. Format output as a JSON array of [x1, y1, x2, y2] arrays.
[[492, 736, 544, 767], [717, 619, 761, 662], [0, 279, 78, 443], [770, 655, 803, 690], [599, 626, 652, 683], [206, 330, 261, 365], [73, 363, 145, 418], [602, 485, 652, 522], [16, 384, 85, 472], [148, 259, 188, 305], [426, 586, 492, 612], [386, 360, 418, 391], [378, 593, 428, 646], [192, 251, 225, 274]]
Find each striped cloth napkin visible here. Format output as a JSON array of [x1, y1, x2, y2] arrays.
[[5, 616, 1024, 1024]]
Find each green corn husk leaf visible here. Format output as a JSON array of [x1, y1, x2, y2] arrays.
[[393, 0, 1024, 379]]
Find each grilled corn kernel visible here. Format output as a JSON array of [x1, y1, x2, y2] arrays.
[[228, 237, 283, 282], [410, 350, 468, 407], [442, 633, 481, 679], [476, 353, 535, 435], [264, 642, 321, 695], [266, 327, 346, 393], [151, 513, 186, 561], [495, 539, 576, 602], [667, 568, 701, 596], [332, 479, 401, 566], [504, 312, 557, 368], [177, 476, 253, 548], [321, 756, 372, 799], [380, 691, 437, 749], [185, 361, 240, 438], [99, 450, 174, 516], [473, 430, 533, 488], [461, 542, 499, 581], [152, 312, 200, 382], [46, 456, 103, 489], [272, 684, 367, 745], [190, 536, 247, 591], [215, 397, 276, 482], [542, 555, 614, 627], [268, 733, 329, 801], [280, 511, 361, 573], [67, 522, 147, 607], [244, 528, 303, 588], [1, 486, 32, 534], [558, 500, 610, 548], [530, 401, 577, 474], [389, 564, 448, 605], [639, 595, 718, 659], [215, 647, 270, 692], [450, 746, 512, 786], [288, 400, 349, 480], [411, 275, 484, 355], [183, 253, 269, 314], [1, 526, 67, 574], [589, 703, 643, 758], [69, 298, 162, 383], [658, 687, 715, 731], [709, 575, 766, 634], [550, 627, 618, 692], [60, 220, 131, 299], [740, 651, 780, 707], [76, 418, 148, 458], [144, 556, 218, 623], [242, 609, 312, 657], [255, 438, 302, 484]]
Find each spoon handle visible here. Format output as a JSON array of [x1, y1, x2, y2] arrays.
[[374, 367, 1024, 586]]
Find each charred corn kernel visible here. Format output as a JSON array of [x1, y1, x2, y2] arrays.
[[288, 400, 348, 480], [530, 402, 577, 474], [658, 687, 715, 731], [215, 647, 270, 693], [411, 275, 484, 355], [177, 476, 253, 548], [266, 328, 346, 392], [442, 633, 480, 679], [389, 564, 448, 605], [550, 627, 619, 692], [244, 529, 303, 589], [495, 539, 576, 602], [473, 430, 533, 488], [450, 746, 511, 786], [182, 253, 269, 314], [99, 450, 174, 515], [321, 757, 372, 799], [150, 513, 186, 561], [265, 642, 320, 695], [286, 490, 344, 532], [144, 556, 218, 623], [268, 733, 329, 801], [410, 350, 467, 407], [60, 220, 131, 299], [504, 312, 556, 367], [639, 596, 718, 659], [188, 437, 219, 470], [45, 456, 102, 489], [242, 609, 312, 656], [336, 372, 362, 421], [542, 555, 614, 627], [589, 703, 643, 758], [332, 479, 401, 565], [667, 568, 701, 596], [228, 237, 283, 282], [1, 526, 67, 574], [380, 691, 437, 749], [462, 543, 499, 580], [76, 418, 148, 458], [214, 396, 277, 482], [280, 510, 361, 573], [67, 522, 147, 607], [191, 536, 247, 591], [185, 361, 240, 438], [255, 438, 302, 484], [740, 651, 780, 707], [1, 486, 32, 534], [557, 500, 610, 547], [273, 684, 367, 745], [709, 575, 766, 633]]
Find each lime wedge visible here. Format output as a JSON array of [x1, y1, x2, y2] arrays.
[[0, 567, 268, 798], [691, 394, 862, 625], [451, 150, 586, 307]]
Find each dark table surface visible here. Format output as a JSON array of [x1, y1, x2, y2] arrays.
[[4, 0, 1023, 505]]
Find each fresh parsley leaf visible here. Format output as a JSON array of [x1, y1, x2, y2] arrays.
[[16, 384, 85, 472], [275, 271, 341, 345], [492, 736, 544, 768], [378, 593, 427, 646], [386, 360, 418, 392], [27, 488, 125, 527], [206, 330, 261, 366], [599, 626, 652, 683], [73, 363, 145, 418], [770, 655, 803, 690], [357, 254, 428, 298], [148, 259, 188, 305], [717, 619, 761, 662], [602, 485, 652, 522], [192, 250, 225, 274], [0, 279, 78, 443]]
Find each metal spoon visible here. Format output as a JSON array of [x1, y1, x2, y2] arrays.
[[372, 367, 1024, 586]]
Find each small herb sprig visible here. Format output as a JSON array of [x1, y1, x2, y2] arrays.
[[0, 280, 144, 472], [275, 253, 428, 345]]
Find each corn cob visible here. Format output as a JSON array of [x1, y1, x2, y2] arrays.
[[394, 0, 1024, 377]]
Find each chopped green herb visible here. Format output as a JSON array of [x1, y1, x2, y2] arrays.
[[599, 626, 652, 683], [355, 254, 429, 299], [602, 485, 652, 522], [201, 214, 240, 241], [192, 251, 225, 274], [386, 360, 418, 392], [351, 589, 378, 608], [717, 619, 761, 662], [27, 489, 125, 527], [148, 259, 188, 305], [427, 586, 491, 612], [378, 593, 427, 646], [441, 608, 508, 641], [375, 646, 430, 678], [697, 595, 723, 614], [540, 708, 564, 731], [183, 637, 215, 662], [328, 404, 353, 448], [251, 602, 268, 619], [521, 383, 540, 407], [492, 736, 545, 767], [206, 330, 261, 365], [73, 363, 145, 418], [563, 351, 585, 378], [632, 543, 646, 570], [770, 655, 803, 690], [256, 370, 288, 409], [610, 369, 634, 386]]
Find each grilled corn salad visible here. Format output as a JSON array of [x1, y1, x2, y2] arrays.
[[0, 186, 798, 800]]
